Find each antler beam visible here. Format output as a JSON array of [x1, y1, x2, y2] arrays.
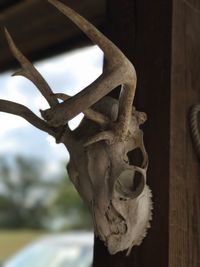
[[0, 99, 55, 136], [4, 28, 58, 108], [1, 28, 72, 144], [41, 0, 137, 141], [54, 93, 110, 127]]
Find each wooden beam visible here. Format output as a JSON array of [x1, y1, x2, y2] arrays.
[[0, 0, 22, 10], [93, 0, 200, 266]]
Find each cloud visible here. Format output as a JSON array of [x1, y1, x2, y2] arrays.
[[0, 45, 103, 165], [37, 45, 103, 96], [0, 114, 28, 138]]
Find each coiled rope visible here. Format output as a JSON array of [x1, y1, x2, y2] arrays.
[[189, 104, 200, 160]]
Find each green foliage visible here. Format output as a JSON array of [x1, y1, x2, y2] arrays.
[[0, 156, 50, 229], [0, 156, 91, 230], [50, 175, 92, 229]]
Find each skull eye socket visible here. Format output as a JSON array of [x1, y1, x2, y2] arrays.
[[115, 169, 145, 198], [127, 148, 144, 167]]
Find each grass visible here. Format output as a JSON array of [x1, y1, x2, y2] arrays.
[[0, 229, 46, 261]]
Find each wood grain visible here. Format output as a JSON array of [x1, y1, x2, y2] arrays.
[[93, 0, 172, 266], [94, 0, 200, 266], [169, 0, 200, 266]]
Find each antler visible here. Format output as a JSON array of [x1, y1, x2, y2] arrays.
[[0, 29, 65, 141], [41, 0, 137, 142], [0, 27, 111, 143], [4, 28, 58, 108], [0, 99, 55, 136], [0, 26, 112, 143], [0, 2, 151, 255], [0, 0, 137, 145], [54, 93, 110, 127], [4, 28, 111, 129]]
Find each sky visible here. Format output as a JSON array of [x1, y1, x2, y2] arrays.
[[0, 45, 103, 177]]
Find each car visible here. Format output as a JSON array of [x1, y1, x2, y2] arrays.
[[2, 232, 94, 267]]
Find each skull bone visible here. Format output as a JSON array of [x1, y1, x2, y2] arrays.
[[64, 97, 152, 255]]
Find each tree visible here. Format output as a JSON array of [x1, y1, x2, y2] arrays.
[[0, 156, 52, 229], [49, 173, 92, 230], [0, 156, 91, 230]]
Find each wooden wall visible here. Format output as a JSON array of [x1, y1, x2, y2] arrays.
[[169, 0, 200, 266], [93, 0, 200, 266]]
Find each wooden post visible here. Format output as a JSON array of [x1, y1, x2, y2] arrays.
[[169, 1, 200, 266], [93, 0, 200, 266]]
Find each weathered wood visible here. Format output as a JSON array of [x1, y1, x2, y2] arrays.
[[169, 0, 200, 266], [93, 0, 200, 266], [131, 2, 172, 266], [94, 0, 171, 266], [93, 2, 138, 266], [0, 0, 21, 10]]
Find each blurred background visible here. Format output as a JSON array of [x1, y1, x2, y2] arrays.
[[0, 0, 105, 265]]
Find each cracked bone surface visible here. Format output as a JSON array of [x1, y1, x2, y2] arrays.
[[0, 0, 152, 255]]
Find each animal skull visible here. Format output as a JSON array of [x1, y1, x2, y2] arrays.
[[66, 97, 152, 255], [0, 0, 152, 255]]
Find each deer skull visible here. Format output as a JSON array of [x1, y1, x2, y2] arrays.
[[65, 97, 152, 255], [0, 0, 152, 255]]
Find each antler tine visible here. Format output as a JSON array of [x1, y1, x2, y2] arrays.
[[54, 93, 110, 127], [48, 0, 126, 66], [4, 28, 58, 108], [42, 0, 137, 141], [0, 99, 55, 136]]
